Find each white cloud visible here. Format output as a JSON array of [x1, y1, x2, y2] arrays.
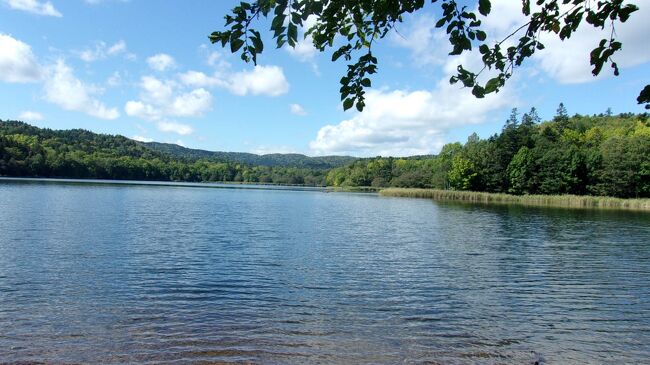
[[156, 121, 193, 135], [0, 34, 43, 83], [131, 135, 153, 143], [107, 40, 126, 55], [139, 76, 174, 104], [126, 76, 212, 120], [285, 15, 320, 73], [43, 60, 119, 120], [391, 14, 448, 66], [534, 3, 650, 84], [125, 100, 160, 120], [310, 81, 511, 157], [179, 65, 289, 97], [205, 50, 231, 69], [18, 111, 44, 121], [289, 103, 307, 116], [125, 75, 212, 135], [106, 71, 122, 87], [78, 40, 129, 62], [286, 38, 318, 63], [472, 0, 650, 84], [170, 88, 212, 117], [226, 65, 289, 96], [178, 70, 224, 88], [147, 53, 176, 72], [2, 0, 62, 17], [392, 0, 649, 86]]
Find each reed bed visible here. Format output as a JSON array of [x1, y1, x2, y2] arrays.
[[379, 188, 650, 212]]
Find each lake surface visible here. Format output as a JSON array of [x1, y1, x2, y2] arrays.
[[1, 179, 649, 364]]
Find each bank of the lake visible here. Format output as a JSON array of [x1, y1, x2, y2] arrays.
[[380, 188, 650, 211]]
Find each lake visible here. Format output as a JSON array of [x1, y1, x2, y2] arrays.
[[1, 178, 649, 364]]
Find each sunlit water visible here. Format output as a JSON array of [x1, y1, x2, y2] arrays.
[[1, 179, 649, 364]]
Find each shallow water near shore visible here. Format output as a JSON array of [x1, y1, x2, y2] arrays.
[[1, 178, 649, 364]]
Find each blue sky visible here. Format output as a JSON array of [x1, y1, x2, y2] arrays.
[[1, 0, 648, 157]]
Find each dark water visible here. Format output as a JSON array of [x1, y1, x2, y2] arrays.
[[1, 179, 649, 364]]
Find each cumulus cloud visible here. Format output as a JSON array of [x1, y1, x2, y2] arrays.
[[18, 111, 44, 121], [224, 65, 289, 96], [156, 121, 193, 135], [392, 0, 649, 86], [534, 3, 650, 83], [124, 75, 212, 135], [131, 135, 153, 143], [2, 0, 61, 17], [179, 65, 289, 97], [147, 53, 176, 72], [310, 80, 512, 156], [43, 60, 120, 120], [474, 0, 650, 84], [0, 34, 43, 83], [289, 103, 307, 116], [287, 40, 318, 63], [178, 70, 224, 88], [125, 76, 212, 120]]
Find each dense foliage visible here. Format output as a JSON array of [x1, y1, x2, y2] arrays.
[[2, 109, 649, 198], [326, 108, 650, 198], [210, 0, 647, 110], [142, 142, 356, 169], [0, 121, 332, 185]]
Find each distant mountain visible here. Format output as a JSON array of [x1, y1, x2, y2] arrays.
[[140, 141, 357, 169]]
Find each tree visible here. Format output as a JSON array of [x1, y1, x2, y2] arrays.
[[554, 102, 570, 130], [448, 155, 477, 190], [210, 0, 646, 111]]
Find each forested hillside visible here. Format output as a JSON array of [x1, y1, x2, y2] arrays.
[[2, 108, 649, 198], [0, 121, 330, 185], [141, 142, 356, 169], [327, 107, 650, 198]]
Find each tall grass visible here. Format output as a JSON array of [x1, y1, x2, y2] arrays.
[[379, 188, 650, 211]]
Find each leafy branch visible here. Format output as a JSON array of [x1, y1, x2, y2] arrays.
[[209, 1, 648, 111]]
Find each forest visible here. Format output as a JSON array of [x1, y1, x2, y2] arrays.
[[0, 121, 332, 185], [327, 106, 650, 198], [1, 106, 649, 198]]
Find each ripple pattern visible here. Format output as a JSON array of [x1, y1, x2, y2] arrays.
[[1, 180, 649, 364]]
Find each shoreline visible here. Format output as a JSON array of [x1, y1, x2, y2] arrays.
[[379, 188, 650, 212], [3, 177, 648, 211]]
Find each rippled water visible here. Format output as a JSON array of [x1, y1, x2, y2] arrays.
[[1, 179, 649, 364]]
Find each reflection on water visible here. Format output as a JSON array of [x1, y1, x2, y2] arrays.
[[1, 179, 649, 364]]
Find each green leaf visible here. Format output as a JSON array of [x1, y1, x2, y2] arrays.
[[343, 98, 354, 111], [251, 35, 263, 53], [288, 23, 298, 44], [360, 78, 371, 87], [478, 0, 491, 16], [230, 39, 244, 53], [484, 77, 500, 93]]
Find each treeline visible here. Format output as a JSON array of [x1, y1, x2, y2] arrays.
[[0, 121, 328, 185], [327, 106, 650, 198], [142, 141, 356, 169], [3, 108, 649, 198]]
